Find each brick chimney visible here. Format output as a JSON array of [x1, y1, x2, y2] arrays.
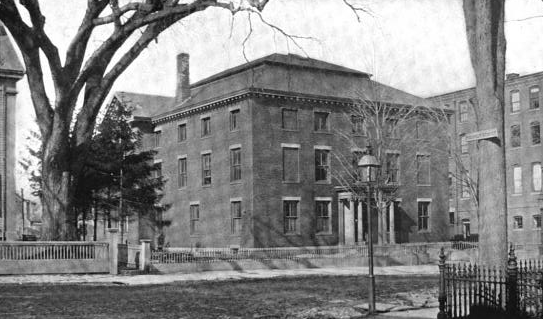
[[506, 73, 519, 81], [175, 53, 190, 104]]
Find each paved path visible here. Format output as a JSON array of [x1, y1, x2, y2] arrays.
[[0, 265, 438, 285]]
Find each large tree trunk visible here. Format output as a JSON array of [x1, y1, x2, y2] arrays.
[[463, 0, 507, 268]]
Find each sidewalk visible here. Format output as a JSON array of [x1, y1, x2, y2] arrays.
[[0, 264, 438, 285]]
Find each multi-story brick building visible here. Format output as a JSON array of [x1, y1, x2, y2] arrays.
[[0, 24, 24, 240], [116, 53, 451, 248], [430, 72, 543, 246]]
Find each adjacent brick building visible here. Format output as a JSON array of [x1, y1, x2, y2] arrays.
[[117, 53, 451, 248], [430, 72, 543, 246], [0, 24, 24, 240]]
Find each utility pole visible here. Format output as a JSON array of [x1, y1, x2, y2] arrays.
[[20, 188, 24, 238]]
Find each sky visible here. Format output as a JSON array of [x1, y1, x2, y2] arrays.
[[9, 0, 543, 192]]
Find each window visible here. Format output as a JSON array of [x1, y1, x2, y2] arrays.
[[386, 119, 398, 138], [460, 134, 468, 154], [201, 117, 211, 137], [230, 109, 240, 131], [459, 101, 468, 123], [177, 124, 186, 142], [511, 90, 520, 113], [462, 219, 471, 238], [282, 146, 299, 182], [511, 124, 521, 148], [190, 204, 200, 235], [534, 214, 542, 229], [448, 173, 454, 198], [513, 165, 522, 194], [178, 158, 187, 188], [385, 152, 400, 184], [351, 115, 365, 135], [449, 212, 455, 225], [461, 171, 470, 198], [283, 200, 299, 234], [531, 121, 540, 145], [154, 130, 161, 148], [416, 121, 428, 139], [529, 86, 540, 109], [532, 162, 541, 192], [230, 147, 241, 182], [202, 153, 211, 185], [152, 162, 162, 179], [315, 200, 331, 234], [231, 201, 242, 235], [513, 216, 523, 229], [282, 109, 298, 130], [417, 201, 430, 231], [314, 112, 329, 132], [315, 149, 330, 182], [416, 154, 431, 185]]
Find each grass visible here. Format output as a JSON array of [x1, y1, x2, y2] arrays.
[[0, 274, 438, 318]]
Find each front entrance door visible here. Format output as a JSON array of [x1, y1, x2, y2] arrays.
[[342, 199, 355, 245]]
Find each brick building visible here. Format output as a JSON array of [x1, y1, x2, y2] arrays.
[[430, 72, 543, 246], [117, 53, 451, 248], [0, 24, 24, 240]]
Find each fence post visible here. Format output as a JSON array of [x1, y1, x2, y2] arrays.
[[108, 228, 119, 275], [140, 239, 151, 272], [437, 247, 447, 319], [506, 243, 518, 317]]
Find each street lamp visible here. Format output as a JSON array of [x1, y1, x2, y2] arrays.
[[358, 148, 380, 315]]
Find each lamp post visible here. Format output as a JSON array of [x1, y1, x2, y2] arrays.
[[358, 148, 380, 315]]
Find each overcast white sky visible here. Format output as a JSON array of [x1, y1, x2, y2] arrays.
[[10, 0, 543, 191]]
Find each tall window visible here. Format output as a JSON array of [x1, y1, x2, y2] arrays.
[[386, 119, 398, 138], [201, 117, 211, 137], [282, 146, 299, 182], [178, 158, 187, 188], [460, 134, 468, 154], [202, 153, 212, 185], [231, 201, 242, 235], [534, 214, 542, 229], [282, 109, 298, 130], [315, 200, 331, 234], [177, 124, 186, 142], [315, 149, 330, 182], [511, 90, 520, 113], [532, 162, 541, 192], [416, 154, 431, 185], [314, 112, 329, 131], [351, 115, 365, 135], [230, 148, 242, 182], [385, 152, 400, 184], [154, 130, 161, 148], [283, 200, 299, 234], [190, 204, 200, 235], [417, 201, 430, 231], [461, 171, 470, 198], [511, 124, 521, 148], [449, 211, 455, 225], [531, 121, 540, 145], [513, 216, 523, 229], [529, 86, 540, 109], [416, 121, 428, 139], [459, 101, 468, 123], [230, 109, 240, 131], [152, 162, 162, 179], [513, 165, 522, 194]]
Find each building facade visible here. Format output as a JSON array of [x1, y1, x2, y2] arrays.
[[0, 24, 24, 240], [430, 72, 543, 245], [120, 53, 450, 248]]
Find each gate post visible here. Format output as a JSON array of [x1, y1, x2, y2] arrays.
[[140, 239, 151, 272], [506, 243, 518, 317], [108, 228, 119, 275], [437, 247, 447, 319]]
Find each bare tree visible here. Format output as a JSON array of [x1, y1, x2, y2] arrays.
[[0, 0, 337, 240], [463, 0, 507, 267]]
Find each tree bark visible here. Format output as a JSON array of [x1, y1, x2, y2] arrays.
[[463, 0, 507, 268]]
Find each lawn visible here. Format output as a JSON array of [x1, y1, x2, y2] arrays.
[[0, 275, 438, 318]]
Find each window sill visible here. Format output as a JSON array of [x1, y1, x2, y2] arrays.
[[230, 129, 240, 133], [510, 111, 520, 115], [352, 133, 366, 137], [178, 140, 186, 144], [178, 187, 187, 191], [190, 234, 202, 238], [418, 230, 430, 234], [315, 180, 332, 185], [313, 130, 332, 134], [512, 228, 523, 231], [315, 232, 333, 236], [511, 193, 522, 197], [281, 128, 300, 132], [202, 184, 212, 188], [230, 181, 243, 185], [531, 192, 542, 195], [508, 147, 522, 151], [530, 144, 541, 147], [460, 197, 470, 200], [416, 184, 432, 187], [282, 181, 300, 184], [201, 135, 212, 139], [528, 108, 540, 112], [284, 233, 301, 236]]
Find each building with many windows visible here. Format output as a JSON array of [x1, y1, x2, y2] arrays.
[[115, 53, 451, 248], [430, 72, 543, 245]]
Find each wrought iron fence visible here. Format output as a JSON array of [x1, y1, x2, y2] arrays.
[[438, 245, 543, 319]]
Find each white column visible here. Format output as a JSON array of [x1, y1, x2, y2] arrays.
[[357, 200, 363, 243], [389, 203, 396, 244]]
